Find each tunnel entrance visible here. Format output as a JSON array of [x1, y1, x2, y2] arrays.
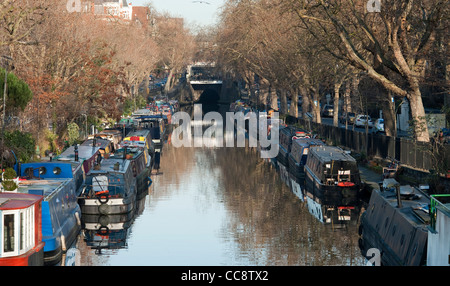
[[197, 88, 220, 113]]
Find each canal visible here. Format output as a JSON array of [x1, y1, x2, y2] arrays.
[[73, 104, 366, 266]]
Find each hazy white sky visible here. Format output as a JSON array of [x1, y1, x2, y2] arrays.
[[129, 0, 225, 27]]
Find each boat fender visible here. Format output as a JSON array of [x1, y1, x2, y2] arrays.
[[61, 235, 67, 252], [147, 177, 152, 187], [96, 190, 109, 204], [75, 212, 81, 226]]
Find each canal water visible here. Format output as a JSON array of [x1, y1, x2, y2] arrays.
[[74, 105, 366, 266]]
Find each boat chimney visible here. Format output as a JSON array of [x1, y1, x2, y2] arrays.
[[395, 184, 402, 208], [93, 138, 96, 147], [74, 144, 79, 161], [123, 146, 127, 161]]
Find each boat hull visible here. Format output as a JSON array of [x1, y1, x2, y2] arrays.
[[358, 189, 428, 266], [79, 196, 136, 215], [0, 242, 45, 266]]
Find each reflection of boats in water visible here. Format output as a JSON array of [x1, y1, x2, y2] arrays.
[[305, 193, 362, 228], [0, 193, 45, 266], [358, 179, 433, 266], [78, 157, 137, 216], [81, 195, 147, 254], [304, 146, 362, 205]]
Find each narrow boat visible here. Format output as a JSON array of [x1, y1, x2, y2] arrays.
[[358, 179, 431, 265], [135, 115, 166, 151], [88, 129, 123, 151], [81, 138, 114, 157], [121, 129, 155, 169], [135, 115, 166, 169], [287, 138, 324, 200], [0, 193, 45, 266], [78, 157, 137, 216], [109, 146, 152, 200], [16, 161, 85, 199], [277, 127, 310, 167], [16, 177, 81, 265], [55, 144, 101, 193], [121, 129, 153, 154], [304, 146, 361, 205]]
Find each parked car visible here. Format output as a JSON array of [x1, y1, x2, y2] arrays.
[[374, 118, 384, 133], [339, 112, 356, 124], [321, 105, 334, 117], [355, 115, 373, 128]]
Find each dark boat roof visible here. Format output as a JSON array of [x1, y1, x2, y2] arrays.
[[373, 180, 431, 228], [309, 145, 356, 163], [292, 138, 324, 147], [88, 158, 131, 175], [57, 145, 100, 161], [81, 138, 111, 148], [135, 115, 167, 120]]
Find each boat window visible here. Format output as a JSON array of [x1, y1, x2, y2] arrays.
[[3, 214, 15, 253], [92, 176, 108, 192], [53, 167, 62, 175], [39, 167, 46, 175]]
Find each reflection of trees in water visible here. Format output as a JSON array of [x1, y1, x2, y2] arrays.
[[214, 146, 364, 266]]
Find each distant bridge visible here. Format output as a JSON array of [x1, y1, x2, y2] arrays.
[[187, 63, 224, 103]]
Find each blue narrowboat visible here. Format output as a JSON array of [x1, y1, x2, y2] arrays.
[[16, 177, 81, 265], [78, 157, 137, 216], [16, 161, 84, 197]]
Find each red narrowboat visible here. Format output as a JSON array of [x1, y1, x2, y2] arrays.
[[0, 193, 45, 266]]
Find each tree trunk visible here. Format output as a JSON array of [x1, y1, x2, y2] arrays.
[[278, 89, 288, 114], [311, 88, 321, 124], [333, 82, 341, 127], [381, 93, 396, 137], [299, 85, 310, 120], [289, 88, 298, 118], [408, 89, 430, 142]]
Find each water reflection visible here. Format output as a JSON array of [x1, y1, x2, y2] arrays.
[[74, 103, 365, 265], [75, 138, 365, 265]]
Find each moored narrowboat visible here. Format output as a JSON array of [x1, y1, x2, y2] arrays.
[[56, 145, 101, 193], [16, 178, 82, 265], [358, 179, 430, 266], [81, 138, 114, 156], [78, 157, 137, 216], [304, 146, 361, 205], [287, 138, 324, 200], [288, 138, 324, 182], [88, 129, 123, 151], [110, 147, 152, 200], [17, 161, 84, 195], [0, 193, 45, 266]]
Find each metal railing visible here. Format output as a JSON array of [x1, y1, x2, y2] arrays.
[[430, 194, 450, 231]]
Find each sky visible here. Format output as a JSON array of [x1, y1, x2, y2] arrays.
[[129, 0, 226, 28]]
